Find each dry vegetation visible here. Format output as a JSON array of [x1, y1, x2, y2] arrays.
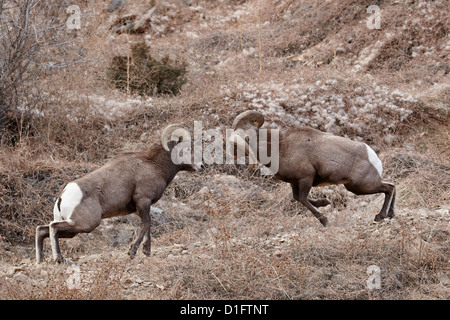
[[0, 0, 449, 300]]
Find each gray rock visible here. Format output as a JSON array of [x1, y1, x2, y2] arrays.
[[107, 0, 126, 13]]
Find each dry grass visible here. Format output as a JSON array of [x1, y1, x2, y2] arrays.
[[0, 0, 449, 300]]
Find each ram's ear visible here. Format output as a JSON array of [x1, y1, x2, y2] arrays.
[[161, 124, 191, 151], [166, 140, 177, 151]]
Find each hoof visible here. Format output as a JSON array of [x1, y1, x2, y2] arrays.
[[53, 255, 72, 265], [319, 216, 328, 227], [387, 210, 395, 219], [374, 213, 385, 222], [128, 249, 136, 259]]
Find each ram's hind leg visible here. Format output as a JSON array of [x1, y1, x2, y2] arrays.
[[344, 181, 395, 222], [49, 219, 98, 264], [49, 221, 80, 264], [291, 180, 328, 227], [36, 225, 50, 264], [36, 224, 77, 263]]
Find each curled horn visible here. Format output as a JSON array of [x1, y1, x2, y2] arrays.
[[232, 110, 265, 130], [161, 124, 191, 151]]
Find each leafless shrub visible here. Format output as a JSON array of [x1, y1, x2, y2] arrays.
[[0, 0, 87, 141]]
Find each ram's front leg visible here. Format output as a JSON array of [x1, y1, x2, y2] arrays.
[[36, 225, 50, 264], [129, 199, 152, 258], [291, 180, 328, 227]]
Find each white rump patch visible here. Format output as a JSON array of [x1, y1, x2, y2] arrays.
[[53, 182, 83, 221], [365, 144, 383, 177]]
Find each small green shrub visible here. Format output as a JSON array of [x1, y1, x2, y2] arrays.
[[108, 42, 187, 96]]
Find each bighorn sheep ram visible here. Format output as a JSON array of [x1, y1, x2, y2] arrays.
[[36, 125, 204, 264], [229, 110, 395, 226]]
